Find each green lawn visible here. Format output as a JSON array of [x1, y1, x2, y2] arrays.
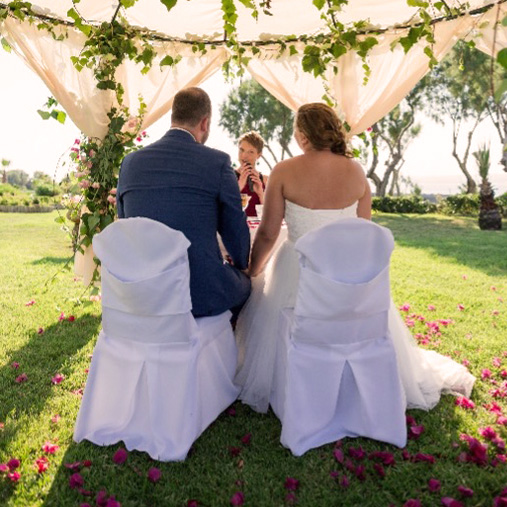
[[0, 211, 506, 506]]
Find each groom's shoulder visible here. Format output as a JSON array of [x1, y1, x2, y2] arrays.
[[198, 144, 231, 165]]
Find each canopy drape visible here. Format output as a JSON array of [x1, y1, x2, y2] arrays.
[[1, 1, 504, 139]]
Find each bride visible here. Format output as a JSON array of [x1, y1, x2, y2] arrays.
[[234, 102, 475, 414]]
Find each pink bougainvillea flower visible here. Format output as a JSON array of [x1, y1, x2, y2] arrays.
[[493, 357, 502, 367], [403, 500, 421, 507], [479, 426, 497, 440], [493, 310, 500, 316], [441, 498, 463, 507], [409, 425, 425, 440], [0, 464, 8, 473], [51, 373, 65, 385], [69, 473, 84, 489], [348, 446, 366, 460], [333, 448, 344, 464], [96, 490, 109, 506], [462, 359, 470, 367], [240, 433, 252, 446], [428, 478, 441, 492], [500, 370, 507, 378], [493, 437, 506, 451], [462, 274, 468, 280], [406, 414, 416, 425], [457, 304, 465, 311], [83, 460, 92, 467], [285, 492, 297, 505], [187, 501, 199, 507], [7, 458, 20, 470], [80, 504, 91, 507], [35, 456, 49, 474], [497, 416, 507, 426], [339, 475, 350, 488], [25, 300, 35, 306], [227, 407, 236, 416], [104, 496, 121, 507], [229, 447, 241, 457], [15, 373, 28, 383], [67, 315, 75, 322], [147, 467, 161, 483], [284, 477, 299, 491], [373, 463, 385, 478], [482, 369, 493, 380], [37, 327, 44, 335], [65, 462, 82, 472], [354, 464, 367, 481], [58, 312, 66, 321], [402, 450, 411, 461], [455, 396, 475, 409], [427, 304, 436, 311], [51, 414, 61, 424], [484, 401, 503, 414], [369, 450, 396, 466], [405, 319, 415, 327], [491, 286, 497, 291], [42, 442, 59, 454], [112, 448, 128, 464], [462, 438, 489, 466], [413, 453, 436, 464], [457, 485, 473, 497], [11, 362, 19, 369], [7, 471, 21, 482], [230, 491, 245, 506], [399, 303, 411, 312], [109, 188, 117, 195]]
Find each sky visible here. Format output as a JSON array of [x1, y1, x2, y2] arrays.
[[1, 47, 506, 195]]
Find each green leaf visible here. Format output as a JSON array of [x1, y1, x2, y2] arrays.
[[330, 42, 347, 59], [66, 8, 80, 22], [120, 0, 138, 7], [56, 111, 67, 124], [160, 0, 178, 12], [37, 110, 51, 120], [434, 1, 444, 9], [502, 15, 507, 27], [407, 0, 429, 7], [160, 55, 174, 67], [1, 37, 11, 53], [313, 0, 326, 9], [497, 48, 507, 70], [54, 216, 66, 224], [289, 45, 298, 56], [494, 79, 507, 102], [238, 0, 255, 8]]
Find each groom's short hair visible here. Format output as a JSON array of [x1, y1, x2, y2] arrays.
[[171, 87, 212, 127]]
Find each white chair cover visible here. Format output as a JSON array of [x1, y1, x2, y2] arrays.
[[271, 218, 407, 456], [74, 217, 240, 461]]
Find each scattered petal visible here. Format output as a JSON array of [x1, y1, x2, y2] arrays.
[[230, 491, 245, 506], [441, 498, 463, 507], [457, 304, 465, 311], [15, 373, 28, 383], [112, 448, 128, 465], [7, 471, 21, 482], [51, 414, 61, 424], [428, 478, 441, 492], [455, 397, 475, 410], [25, 300, 35, 306], [11, 362, 19, 369], [69, 473, 84, 489], [42, 442, 59, 454], [37, 327, 44, 335], [284, 477, 299, 491], [427, 304, 436, 311], [403, 500, 421, 507], [240, 433, 252, 446], [7, 459, 20, 470], [457, 485, 473, 498], [147, 467, 161, 483], [35, 456, 49, 474], [51, 373, 65, 385]]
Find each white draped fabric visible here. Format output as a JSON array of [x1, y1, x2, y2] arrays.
[[0, 0, 503, 139]]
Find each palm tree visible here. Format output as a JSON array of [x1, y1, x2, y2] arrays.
[[474, 145, 502, 230]]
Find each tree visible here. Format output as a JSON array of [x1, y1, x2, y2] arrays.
[[219, 80, 294, 170], [363, 83, 423, 197], [474, 144, 502, 230], [6, 169, 30, 188], [1, 159, 10, 184], [422, 42, 501, 193]]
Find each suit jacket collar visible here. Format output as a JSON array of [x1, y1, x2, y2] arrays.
[[165, 128, 198, 143]]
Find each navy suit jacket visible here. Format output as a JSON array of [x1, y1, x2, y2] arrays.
[[117, 129, 251, 317]]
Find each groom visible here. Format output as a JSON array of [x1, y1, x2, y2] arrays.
[[117, 87, 251, 318]]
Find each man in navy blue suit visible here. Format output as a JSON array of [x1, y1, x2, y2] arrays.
[[117, 87, 251, 318]]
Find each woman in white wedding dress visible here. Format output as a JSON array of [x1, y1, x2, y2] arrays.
[[234, 103, 475, 414]]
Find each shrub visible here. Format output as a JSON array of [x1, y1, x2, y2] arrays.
[[23, 199, 31, 206], [32, 197, 40, 205], [438, 194, 480, 216], [372, 195, 437, 214], [35, 183, 60, 197], [497, 192, 507, 218], [0, 198, 8, 206]]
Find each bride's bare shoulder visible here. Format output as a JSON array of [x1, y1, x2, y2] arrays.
[[271, 155, 305, 174]]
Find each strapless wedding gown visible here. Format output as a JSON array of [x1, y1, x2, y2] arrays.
[[234, 200, 475, 414]]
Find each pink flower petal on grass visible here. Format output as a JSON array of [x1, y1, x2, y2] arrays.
[[481, 369, 493, 380], [37, 327, 44, 335], [0, 464, 9, 473], [399, 303, 411, 312], [403, 500, 421, 507], [187, 501, 199, 507], [457, 304, 465, 311], [51, 414, 61, 424], [35, 456, 49, 474], [457, 485, 473, 498], [15, 373, 28, 383], [7, 458, 20, 470], [112, 448, 128, 464], [240, 433, 252, 446], [284, 477, 299, 491], [147, 467, 161, 483], [428, 478, 441, 492], [51, 373, 65, 385], [11, 362, 19, 369], [479, 427, 497, 440], [441, 498, 463, 507], [230, 491, 245, 506], [455, 397, 475, 410], [69, 473, 84, 489], [42, 442, 59, 454], [25, 300, 35, 306], [7, 471, 21, 482]]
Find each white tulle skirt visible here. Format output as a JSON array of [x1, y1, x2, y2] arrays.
[[234, 239, 475, 414]]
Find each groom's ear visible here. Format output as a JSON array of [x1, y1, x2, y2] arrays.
[[200, 115, 211, 134]]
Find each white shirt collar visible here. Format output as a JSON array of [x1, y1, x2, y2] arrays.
[[170, 127, 197, 143]]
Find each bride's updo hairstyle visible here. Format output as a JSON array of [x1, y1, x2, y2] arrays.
[[296, 103, 352, 157]]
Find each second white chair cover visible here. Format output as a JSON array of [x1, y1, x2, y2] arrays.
[[271, 218, 407, 456], [74, 217, 240, 461]]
